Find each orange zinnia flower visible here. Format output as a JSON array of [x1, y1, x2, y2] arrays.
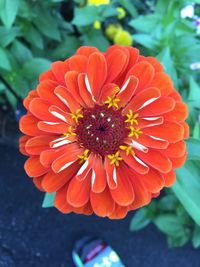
[[19, 45, 189, 219]]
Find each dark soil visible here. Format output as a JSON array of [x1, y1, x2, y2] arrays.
[[0, 142, 200, 267]]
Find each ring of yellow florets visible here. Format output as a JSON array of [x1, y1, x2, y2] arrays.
[[63, 96, 142, 166]]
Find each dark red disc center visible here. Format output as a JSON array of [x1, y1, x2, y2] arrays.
[[75, 105, 128, 157]]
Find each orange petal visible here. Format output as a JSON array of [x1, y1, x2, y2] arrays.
[[105, 48, 128, 83], [64, 71, 86, 107], [125, 87, 161, 113], [118, 76, 138, 108], [19, 135, 31, 156], [23, 89, 38, 110], [98, 83, 119, 103], [29, 98, 57, 121], [87, 52, 107, 100], [20, 114, 48, 136], [39, 69, 56, 82], [76, 46, 99, 57], [54, 85, 80, 112], [90, 155, 107, 193], [25, 135, 55, 155], [108, 204, 128, 219], [139, 97, 175, 117], [149, 72, 174, 96], [142, 121, 184, 143], [33, 176, 45, 192], [73, 201, 93, 215], [164, 101, 188, 122], [42, 161, 80, 193], [165, 141, 186, 158], [125, 61, 155, 92], [51, 145, 83, 173], [121, 151, 149, 174], [68, 55, 87, 73], [170, 153, 187, 169], [104, 157, 117, 189], [129, 174, 151, 210], [125, 46, 139, 71], [163, 169, 176, 187], [51, 61, 69, 85], [49, 105, 74, 124], [139, 168, 164, 193], [67, 171, 91, 207], [136, 149, 172, 173], [24, 156, 48, 177], [138, 134, 169, 149], [54, 184, 73, 213], [38, 121, 69, 134], [169, 90, 182, 101], [138, 117, 163, 129], [181, 121, 190, 139], [110, 164, 134, 206], [90, 186, 115, 217], [40, 146, 69, 168], [37, 80, 67, 111], [78, 73, 94, 108], [138, 56, 163, 72]]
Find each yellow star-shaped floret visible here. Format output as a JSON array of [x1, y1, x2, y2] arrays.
[[71, 109, 84, 123], [105, 96, 120, 109], [108, 151, 122, 166], [119, 145, 134, 156], [78, 149, 89, 164], [63, 126, 76, 137], [125, 110, 139, 125], [128, 126, 142, 139]]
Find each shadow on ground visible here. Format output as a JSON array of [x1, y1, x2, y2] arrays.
[[0, 144, 199, 267]]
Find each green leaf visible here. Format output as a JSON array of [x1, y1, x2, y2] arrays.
[[33, 9, 61, 41], [193, 122, 200, 139], [0, 0, 19, 28], [99, 5, 117, 18], [24, 26, 44, 49], [173, 161, 200, 226], [22, 58, 51, 80], [133, 34, 159, 50], [130, 208, 151, 231], [42, 192, 55, 208], [167, 231, 190, 248], [51, 36, 81, 60], [0, 26, 19, 47], [188, 77, 200, 108], [192, 224, 200, 248], [186, 138, 200, 161], [118, 0, 138, 18], [0, 47, 11, 70], [11, 40, 33, 64], [156, 47, 178, 88], [72, 6, 102, 26], [82, 30, 110, 51], [154, 214, 185, 236], [129, 14, 160, 33], [158, 194, 178, 211], [5, 89, 17, 109]]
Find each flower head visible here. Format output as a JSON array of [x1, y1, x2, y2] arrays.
[[87, 0, 110, 6], [20, 45, 189, 219], [113, 30, 133, 46], [116, 7, 126, 19], [105, 23, 122, 40]]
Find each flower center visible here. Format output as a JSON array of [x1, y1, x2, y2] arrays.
[[75, 105, 128, 157]]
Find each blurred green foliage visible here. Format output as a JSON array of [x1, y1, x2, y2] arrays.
[[1, 0, 200, 248]]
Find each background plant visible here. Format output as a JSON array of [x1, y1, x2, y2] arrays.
[[0, 0, 200, 248]]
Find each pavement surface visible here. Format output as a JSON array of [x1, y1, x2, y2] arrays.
[[0, 143, 200, 267]]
